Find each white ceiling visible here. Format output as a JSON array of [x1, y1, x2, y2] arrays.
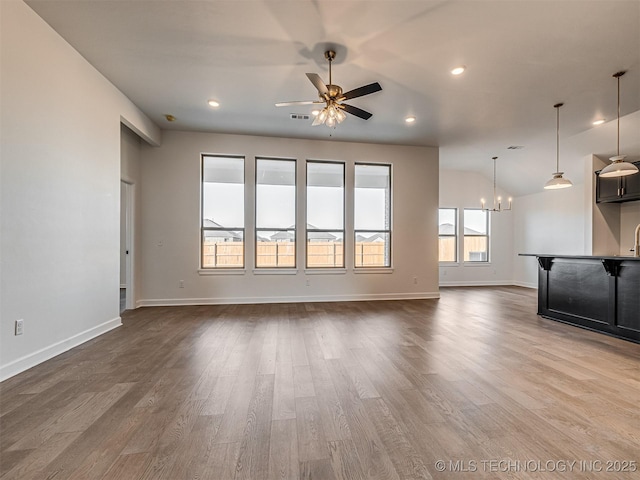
[[26, 0, 640, 196]]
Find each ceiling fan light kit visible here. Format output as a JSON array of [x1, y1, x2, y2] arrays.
[[599, 71, 639, 178], [276, 50, 382, 128], [544, 103, 573, 190]]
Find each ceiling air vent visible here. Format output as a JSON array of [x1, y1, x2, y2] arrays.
[[507, 145, 524, 150], [290, 114, 310, 120]]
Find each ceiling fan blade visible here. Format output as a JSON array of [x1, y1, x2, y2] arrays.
[[275, 100, 324, 107], [340, 82, 382, 101], [306, 73, 329, 96], [340, 103, 373, 120]]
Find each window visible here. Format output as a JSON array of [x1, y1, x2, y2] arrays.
[[255, 158, 296, 268], [306, 161, 344, 268], [354, 163, 391, 267], [438, 208, 457, 262], [463, 209, 489, 262], [201, 155, 244, 268]]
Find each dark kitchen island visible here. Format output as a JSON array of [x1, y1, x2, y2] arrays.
[[521, 254, 640, 343]]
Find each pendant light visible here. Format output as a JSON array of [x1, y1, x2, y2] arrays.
[[481, 156, 512, 212], [544, 103, 573, 189], [599, 71, 639, 178]]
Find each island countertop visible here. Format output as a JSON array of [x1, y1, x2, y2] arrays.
[[519, 253, 640, 261], [522, 254, 640, 343]]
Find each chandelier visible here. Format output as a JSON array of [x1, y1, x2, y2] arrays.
[[481, 156, 512, 212]]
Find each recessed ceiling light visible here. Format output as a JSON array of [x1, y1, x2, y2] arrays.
[[405, 116, 416, 124], [208, 100, 220, 108], [451, 66, 466, 75], [592, 119, 605, 126], [311, 109, 320, 116]]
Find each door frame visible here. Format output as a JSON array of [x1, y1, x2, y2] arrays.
[[121, 179, 135, 310]]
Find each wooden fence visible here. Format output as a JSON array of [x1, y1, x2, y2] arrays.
[[439, 236, 488, 262], [202, 240, 387, 267]]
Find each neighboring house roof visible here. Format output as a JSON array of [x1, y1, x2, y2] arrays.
[[268, 224, 339, 241], [203, 218, 224, 228], [203, 219, 242, 240], [356, 233, 386, 242], [439, 222, 483, 235], [308, 231, 338, 241], [270, 231, 294, 241]]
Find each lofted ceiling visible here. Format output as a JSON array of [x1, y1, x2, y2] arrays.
[[26, 0, 640, 196]]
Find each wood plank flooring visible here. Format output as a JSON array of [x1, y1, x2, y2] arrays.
[[2, 287, 640, 479]]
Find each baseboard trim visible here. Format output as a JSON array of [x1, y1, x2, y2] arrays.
[[138, 292, 440, 307], [0, 317, 122, 382], [512, 281, 537, 289], [439, 280, 515, 287]]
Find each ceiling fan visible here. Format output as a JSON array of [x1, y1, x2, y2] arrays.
[[275, 50, 382, 127]]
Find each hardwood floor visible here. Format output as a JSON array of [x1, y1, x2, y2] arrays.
[[2, 287, 640, 479]]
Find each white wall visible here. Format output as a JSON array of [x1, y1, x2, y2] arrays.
[[0, 1, 160, 380], [621, 202, 640, 255], [439, 170, 514, 286], [512, 183, 587, 287], [138, 130, 439, 305]]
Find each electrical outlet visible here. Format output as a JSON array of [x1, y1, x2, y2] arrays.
[[179, 280, 184, 288], [15, 319, 24, 336], [306, 279, 310, 286], [413, 276, 418, 284]]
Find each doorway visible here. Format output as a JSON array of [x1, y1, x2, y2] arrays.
[[120, 180, 135, 312]]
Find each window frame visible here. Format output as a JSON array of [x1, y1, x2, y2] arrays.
[[254, 157, 297, 269], [354, 162, 392, 269], [463, 208, 490, 263], [305, 159, 346, 269], [438, 207, 458, 264], [200, 154, 245, 269]]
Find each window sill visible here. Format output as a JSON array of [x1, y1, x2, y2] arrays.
[[353, 267, 394, 274], [198, 268, 246, 276], [463, 262, 492, 267], [439, 262, 460, 267], [253, 268, 298, 275], [304, 268, 347, 275]]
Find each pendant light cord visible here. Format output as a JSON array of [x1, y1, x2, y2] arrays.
[[617, 73, 620, 156], [612, 71, 626, 157], [556, 106, 560, 173], [493, 157, 497, 207], [553, 103, 563, 174]]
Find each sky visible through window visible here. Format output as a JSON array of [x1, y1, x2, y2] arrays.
[[439, 208, 487, 234], [203, 183, 243, 227], [256, 184, 295, 227], [203, 184, 386, 228]]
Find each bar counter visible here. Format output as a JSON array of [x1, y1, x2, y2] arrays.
[[520, 254, 640, 343]]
